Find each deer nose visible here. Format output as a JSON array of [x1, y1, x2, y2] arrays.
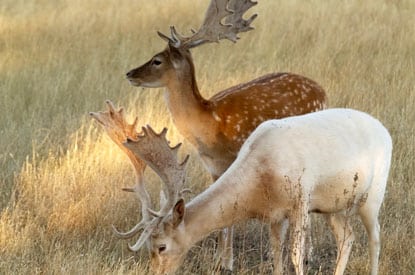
[[126, 70, 135, 79]]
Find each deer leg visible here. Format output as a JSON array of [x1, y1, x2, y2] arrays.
[[358, 170, 388, 275], [270, 218, 289, 275], [305, 223, 314, 267], [209, 172, 234, 272], [216, 226, 234, 271], [325, 212, 355, 275], [358, 198, 382, 275], [289, 202, 309, 275]]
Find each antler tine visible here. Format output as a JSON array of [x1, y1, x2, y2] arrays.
[[106, 99, 117, 115], [158, 28, 187, 48], [225, 0, 258, 36], [157, 31, 174, 44], [110, 176, 156, 245], [90, 100, 140, 144], [111, 220, 146, 239], [160, 0, 257, 49], [128, 218, 161, 252]]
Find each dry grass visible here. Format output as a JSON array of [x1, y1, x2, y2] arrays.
[[1, 0, 414, 274]]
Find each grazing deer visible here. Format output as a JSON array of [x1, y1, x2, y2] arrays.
[[97, 107, 391, 275], [126, 0, 327, 269]]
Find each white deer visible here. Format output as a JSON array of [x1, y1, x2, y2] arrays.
[[93, 106, 392, 275]]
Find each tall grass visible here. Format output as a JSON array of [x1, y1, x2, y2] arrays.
[[1, 0, 414, 273]]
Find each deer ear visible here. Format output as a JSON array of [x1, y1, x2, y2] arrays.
[[167, 46, 186, 69], [172, 199, 185, 228]]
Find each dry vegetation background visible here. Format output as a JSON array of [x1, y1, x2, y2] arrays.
[[0, 0, 414, 274]]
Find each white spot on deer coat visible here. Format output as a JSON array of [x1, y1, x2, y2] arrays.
[[212, 111, 222, 122]]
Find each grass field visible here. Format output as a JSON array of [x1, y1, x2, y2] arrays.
[[1, 0, 414, 274]]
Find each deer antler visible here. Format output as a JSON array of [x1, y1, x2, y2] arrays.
[[90, 101, 153, 239], [124, 126, 190, 216], [89, 100, 142, 173], [91, 101, 190, 251], [158, 0, 257, 49], [90, 101, 189, 251], [115, 126, 190, 252]]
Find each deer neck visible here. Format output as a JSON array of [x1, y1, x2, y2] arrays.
[[164, 74, 206, 117], [163, 62, 216, 146], [182, 167, 258, 247]]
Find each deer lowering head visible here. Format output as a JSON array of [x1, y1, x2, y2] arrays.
[[126, 0, 327, 270], [111, 108, 391, 275]]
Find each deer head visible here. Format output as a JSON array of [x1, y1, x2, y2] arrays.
[[126, 0, 257, 89], [148, 198, 189, 275]]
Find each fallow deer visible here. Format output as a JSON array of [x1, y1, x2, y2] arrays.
[[101, 108, 391, 275], [125, 0, 327, 269]]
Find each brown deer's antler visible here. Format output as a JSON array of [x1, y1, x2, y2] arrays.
[[158, 0, 257, 48], [90, 101, 190, 252]]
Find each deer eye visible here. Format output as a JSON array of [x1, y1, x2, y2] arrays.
[[151, 59, 162, 66], [158, 244, 167, 254]]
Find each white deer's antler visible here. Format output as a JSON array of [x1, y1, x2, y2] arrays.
[[124, 126, 190, 218], [158, 0, 257, 48], [90, 101, 190, 252], [89, 100, 145, 179], [90, 101, 153, 231], [117, 126, 190, 251]]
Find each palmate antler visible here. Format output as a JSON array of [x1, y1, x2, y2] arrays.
[[124, 126, 190, 218], [121, 126, 190, 251], [89, 100, 143, 176], [158, 0, 257, 48], [90, 100, 153, 229], [90, 101, 190, 251]]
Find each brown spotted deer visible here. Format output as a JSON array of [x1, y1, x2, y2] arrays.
[[125, 0, 327, 270], [92, 105, 392, 275]]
